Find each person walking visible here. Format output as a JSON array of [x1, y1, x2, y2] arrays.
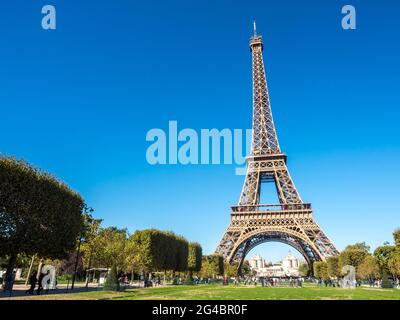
[[25, 272, 37, 294], [37, 271, 45, 295]]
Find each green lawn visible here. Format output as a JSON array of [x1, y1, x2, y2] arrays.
[[13, 284, 400, 300]]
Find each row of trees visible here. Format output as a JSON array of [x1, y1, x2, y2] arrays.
[[1, 220, 212, 287], [0, 156, 209, 289], [311, 229, 400, 285], [53, 224, 205, 282], [127, 229, 204, 279]]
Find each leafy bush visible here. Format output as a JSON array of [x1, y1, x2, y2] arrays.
[[103, 265, 120, 291]]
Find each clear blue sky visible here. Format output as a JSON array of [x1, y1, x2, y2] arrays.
[[1, 0, 400, 262]]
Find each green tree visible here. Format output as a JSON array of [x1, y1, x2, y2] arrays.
[[240, 260, 252, 276], [198, 257, 213, 279], [173, 234, 189, 272], [381, 270, 393, 288], [123, 234, 139, 280], [313, 261, 329, 281], [0, 156, 84, 288], [103, 264, 120, 291], [387, 229, 400, 279], [80, 216, 103, 269], [224, 262, 238, 278], [393, 228, 400, 248], [377, 229, 400, 280], [187, 242, 202, 280], [129, 229, 189, 275], [339, 242, 369, 269], [387, 249, 400, 280], [215, 255, 224, 277], [163, 232, 176, 271], [130, 229, 167, 274], [374, 245, 395, 273], [0, 256, 8, 269], [199, 255, 224, 279], [89, 227, 127, 270], [326, 256, 340, 278], [357, 255, 379, 281], [60, 252, 84, 276], [346, 242, 370, 252], [298, 263, 310, 277]]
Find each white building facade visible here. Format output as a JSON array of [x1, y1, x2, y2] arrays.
[[248, 252, 303, 277]]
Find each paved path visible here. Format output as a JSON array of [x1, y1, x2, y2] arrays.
[[0, 283, 106, 299]]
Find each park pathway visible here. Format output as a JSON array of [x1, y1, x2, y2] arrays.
[[1, 283, 109, 299]]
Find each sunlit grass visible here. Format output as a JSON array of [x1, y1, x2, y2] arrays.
[[10, 284, 400, 300]]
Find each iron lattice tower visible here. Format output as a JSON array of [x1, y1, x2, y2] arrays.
[[215, 24, 338, 270]]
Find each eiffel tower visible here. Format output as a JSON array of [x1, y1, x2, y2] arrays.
[[216, 23, 338, 271]]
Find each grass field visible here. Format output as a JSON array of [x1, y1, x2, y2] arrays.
[[9, 284, 400, 300]]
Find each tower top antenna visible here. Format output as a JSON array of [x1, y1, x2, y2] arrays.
[[253, 21, 257, 36]]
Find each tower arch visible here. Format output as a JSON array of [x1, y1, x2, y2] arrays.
[[230, 229, 321, 273]]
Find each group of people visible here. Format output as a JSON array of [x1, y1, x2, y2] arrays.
[[141, 275, 208, 287], [25, 271, 50, 295], [368, 278, 400, 288], [228, 276, 304, 287], [315, 278, 357, 288], [143, 275, 162, 288], [1, 269, 50, 295]]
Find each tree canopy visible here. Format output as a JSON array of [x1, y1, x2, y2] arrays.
[[374, 245, 395, 272], [199, 254, 224, 278], [86, 227, 128, 270], [357, 255, 379, 280], [339, 242, 369, 268], [313, 261, 329, 280], [326, 256, 340, 278], [298, 262, 310, 277], [187, 242, 202, 273], [128, 229, 189, 274], [393, 229, 400, 247], [0, 157, 84, 275]]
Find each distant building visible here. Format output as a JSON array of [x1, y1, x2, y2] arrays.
[[282, 252, 300, 271], [248, 254, 266, 269], [248, 252, 303, 277]]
